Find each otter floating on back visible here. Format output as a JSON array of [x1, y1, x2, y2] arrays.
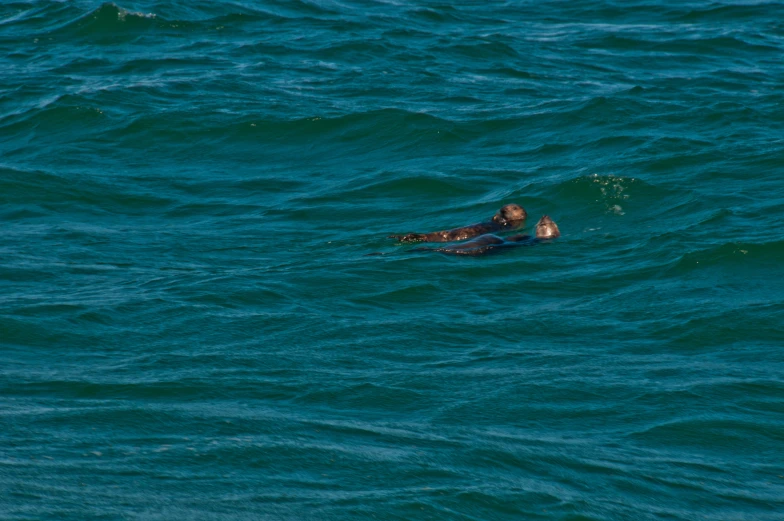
[[388, 204, 527, 243], [414, 215, 560, 256]]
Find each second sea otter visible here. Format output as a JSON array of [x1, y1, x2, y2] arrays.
[[415, 215, 560, 256], [389, 204, 527, 243]]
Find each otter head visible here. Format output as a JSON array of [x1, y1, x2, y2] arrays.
[[492, 204, 527, 226], [535, 215, 560, 239]]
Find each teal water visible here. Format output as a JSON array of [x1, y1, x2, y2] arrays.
[[2, 1, 784, 519]]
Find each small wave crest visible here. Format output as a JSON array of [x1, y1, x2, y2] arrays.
[[62, 2, 158, 35]]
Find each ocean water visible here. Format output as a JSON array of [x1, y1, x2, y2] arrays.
[[2, 1, 784, 519]]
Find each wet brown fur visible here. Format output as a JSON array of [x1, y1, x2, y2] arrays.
[[389, 204, 527, 243], [416, 215, 559, 256], [534, 215, 560, 239]]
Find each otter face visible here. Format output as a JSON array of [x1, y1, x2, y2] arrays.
[[535, 215, 560, 239], [493, 204, 527, 225]]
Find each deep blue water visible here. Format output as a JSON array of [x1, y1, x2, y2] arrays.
[[2, 1, 784, 519]]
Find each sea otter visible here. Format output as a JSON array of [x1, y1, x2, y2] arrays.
[[415, 215, 560, 256], [389, 204, 527, 243]]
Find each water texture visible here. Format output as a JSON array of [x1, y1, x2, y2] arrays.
[[2, 1, 783, 519]]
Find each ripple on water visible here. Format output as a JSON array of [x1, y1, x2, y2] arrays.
[[2, 0, 784, 520]]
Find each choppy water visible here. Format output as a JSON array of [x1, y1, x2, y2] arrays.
[[2, 1, 784, 519]]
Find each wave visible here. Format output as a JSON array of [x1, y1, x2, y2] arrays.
[[577, 33, 780, 56], [54, 2, 160, 37], [0, 1, 75, 32], [0, 165, 174, 217], [296, 174, 477, 207], [440, 40, 521, 60], [296, 382, 426, 411], [672, 239, 784, 271], [41, 1, 357, 42], [407, 5, 465, 24], [0, 93, 116, 146], [93, 108, 471, 162], [674, 3, 784, 23], [630, 416, 784, 448], [650, 301, 784, 350]]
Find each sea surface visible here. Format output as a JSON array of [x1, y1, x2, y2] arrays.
[[2, 1, 784, 519]]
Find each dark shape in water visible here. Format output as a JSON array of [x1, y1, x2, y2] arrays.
[[416, 215, 560, 256], [389, 204, 527, 243]]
